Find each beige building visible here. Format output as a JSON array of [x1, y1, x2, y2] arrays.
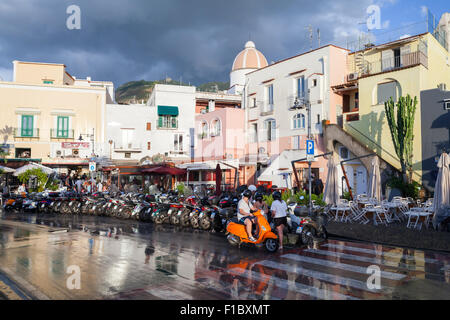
[[0, 61, 114, 172]]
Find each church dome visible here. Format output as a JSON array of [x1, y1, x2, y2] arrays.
[[231, 41, 268, 71]]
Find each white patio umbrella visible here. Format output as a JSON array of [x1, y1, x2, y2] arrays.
[[13, 162, 56, 176], [368, 156, 381, 202], [432, 153, 450, 227], [323, 155, 339, 206], [0, 165, 15, 173]]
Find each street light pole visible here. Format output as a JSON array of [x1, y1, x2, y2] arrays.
[[291, 88, 313, 216]]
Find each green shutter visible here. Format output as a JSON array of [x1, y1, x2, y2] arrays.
[[21, 115, 33, 137], [158, 116, 163, 128], [57, 116, 69, 138]]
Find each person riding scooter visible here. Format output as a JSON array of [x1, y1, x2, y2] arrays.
[[237, 189, 257, 242]]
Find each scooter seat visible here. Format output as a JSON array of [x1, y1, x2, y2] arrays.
[[230, 217, 245, 225]]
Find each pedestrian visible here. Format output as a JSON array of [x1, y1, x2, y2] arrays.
[[75, 176, 83, 194], [270, 191, 288, 250], [313, 176, 324, 195], [97, 180, 103, 193], [17, 183, 27, 195]]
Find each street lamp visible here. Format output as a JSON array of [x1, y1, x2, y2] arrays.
[[290, 89, 313, 216]]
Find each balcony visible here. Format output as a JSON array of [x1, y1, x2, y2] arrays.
[[343, 110, 360, 123], [50, 129, 74, 139], [114, 142, 142, 152], [260, 103, 274, 116], [14, 128, 39, 138], [349, 50, 428, 78]]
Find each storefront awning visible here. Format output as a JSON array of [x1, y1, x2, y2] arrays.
[[157, 105, 179, 116], [141, 166, 186, 176]]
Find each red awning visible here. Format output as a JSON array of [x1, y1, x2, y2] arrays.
[[141, 166, 186, 176]]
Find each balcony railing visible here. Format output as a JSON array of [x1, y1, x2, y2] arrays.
[[349, 50, 428, 78], [260, 103, 274, 116], [14, 128, 39, 138], [343, 110, 360, 123], [114, 142, 142, 152], [50, 129, 74, 139]]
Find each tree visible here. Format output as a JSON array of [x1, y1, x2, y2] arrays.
[[384, 94, 417, 184]]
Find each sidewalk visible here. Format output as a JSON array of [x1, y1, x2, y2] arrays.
[[326, 221, 450, 253]]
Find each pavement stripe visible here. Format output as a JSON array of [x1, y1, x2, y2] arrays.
[[255, 260, 391, 293], [228, 268, 359, 300], [281, 254, 406, 280], [322, 243, 439, 264], [302, 249, 424, 271]]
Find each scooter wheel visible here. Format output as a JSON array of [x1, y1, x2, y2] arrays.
[[264, 238, 279, 253], [200, 217, 212, 230]]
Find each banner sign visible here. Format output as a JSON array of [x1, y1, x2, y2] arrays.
[[62, 142, 90, 149]]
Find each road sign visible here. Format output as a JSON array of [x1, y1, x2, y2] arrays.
[[306, 154, 314, 162], [306, 139, 314, 155], [89, 162, 96, 172]]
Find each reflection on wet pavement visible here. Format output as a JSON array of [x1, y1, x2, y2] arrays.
[[0, 212, 449, 300]]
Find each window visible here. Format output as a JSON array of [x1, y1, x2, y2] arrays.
[[121, 129, 134, 149], [250, 123, 258, 143], [15, 148, 31, 158], [293, 113, 305, 129], [377, 81, 397, 104], [252, 98, 257, 108], [317, 114, 321, 124], [57, 116, 69, 138], [200, 121, 209, 139], [313, 79, 317, 87], [340, 147, 349, 159], [266, 84, 274, 112], [297, 76, 306, 98], [355, 92, 359, 109], [147, 142, 151, 150], [174, 134, 183, 152], [158, 115, 178, 129], [292, 136, 302, 150], [264, 119, 276, 141], [146, 122, 151, 131], [211, 119, 221, 136], [21, 115, 34, 137], [124, 152, 131, 159]]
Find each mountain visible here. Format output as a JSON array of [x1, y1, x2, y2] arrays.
[[115, 80, 230, 104]]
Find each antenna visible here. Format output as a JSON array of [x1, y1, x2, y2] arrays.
[[305, 25, 313, 50], [317, 28, 320, 47]]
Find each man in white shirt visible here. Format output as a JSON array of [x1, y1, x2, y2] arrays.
[[237, 189, 257, 242], [75, 178, 83, 194], [97, 180, 103, 193], [270, 191, 287, 250]]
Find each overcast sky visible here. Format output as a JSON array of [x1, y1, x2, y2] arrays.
[[0, 0, 447, 88]]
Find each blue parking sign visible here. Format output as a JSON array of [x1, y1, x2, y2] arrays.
[[306, 140, 314, 155]]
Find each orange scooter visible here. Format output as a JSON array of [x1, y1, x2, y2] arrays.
[[226, 210, 279, 252]]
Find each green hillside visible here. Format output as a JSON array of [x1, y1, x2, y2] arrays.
[[115, 79, 230, 104]]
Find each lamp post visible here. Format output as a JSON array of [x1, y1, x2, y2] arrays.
[[290, 89, 312, 216]]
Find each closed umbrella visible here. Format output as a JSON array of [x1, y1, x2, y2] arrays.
[[368, 156, 381, 202], [215, 164, 222, 196], [432, 153, 450, 228], [323, 155, 339, 206]]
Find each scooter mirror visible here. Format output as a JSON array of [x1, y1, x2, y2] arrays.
[[300, 196, 305, 200]]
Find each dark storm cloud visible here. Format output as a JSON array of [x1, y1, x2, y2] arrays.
[[0, 0, 374, 87]]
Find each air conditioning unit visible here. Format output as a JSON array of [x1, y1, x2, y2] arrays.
[[56, 150, 62, 157], [72, 149, 79, 157], [347, 73, 358, 81], [438, 83, 447, 91]]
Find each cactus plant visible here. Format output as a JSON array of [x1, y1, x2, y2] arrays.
[[384, 94, 417, 184]]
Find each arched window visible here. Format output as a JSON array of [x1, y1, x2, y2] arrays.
[[293, 113, 305, 129], [211, 118, 221, 136], [264, 118, 276, 141], [200, 121, 209, 139]]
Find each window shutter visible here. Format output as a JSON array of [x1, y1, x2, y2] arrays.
[[147, 142, 151, 150], [158, 116, 163, 128], [147, 122, 151, 131]]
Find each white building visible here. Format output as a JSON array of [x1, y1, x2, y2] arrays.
[[146, 84, 196, 162]]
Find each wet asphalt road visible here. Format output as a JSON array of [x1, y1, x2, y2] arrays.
[[0, 211, 449, 300]]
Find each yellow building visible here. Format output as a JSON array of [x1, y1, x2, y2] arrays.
[[0, 61, 114, 171], [332, 32, 450, 184]]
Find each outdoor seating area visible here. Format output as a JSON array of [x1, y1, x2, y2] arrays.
[[326, 194, 435, 230]]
